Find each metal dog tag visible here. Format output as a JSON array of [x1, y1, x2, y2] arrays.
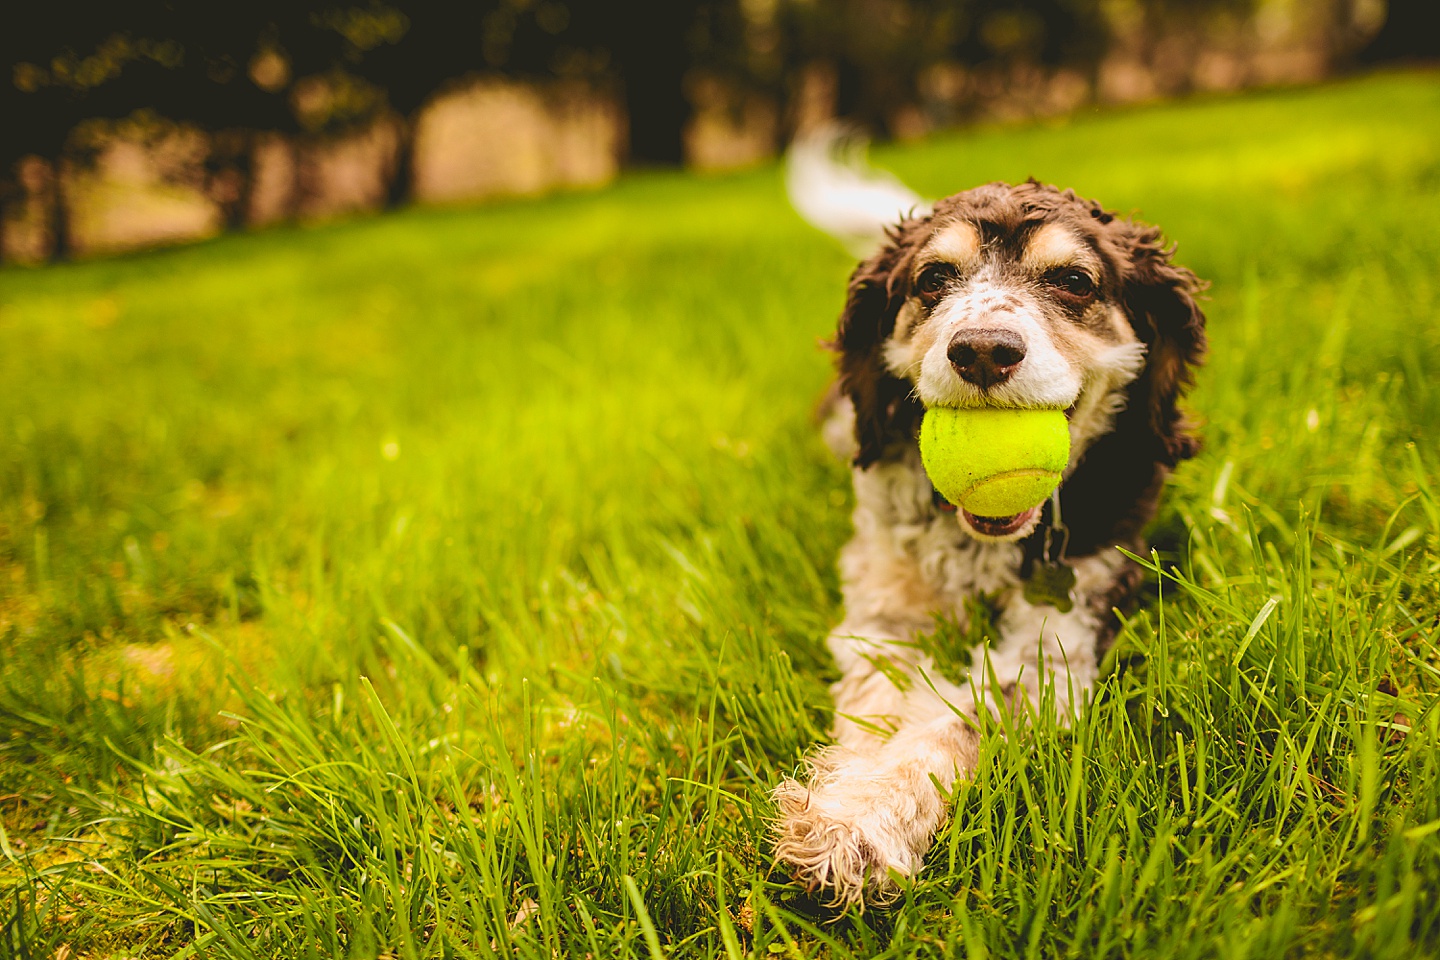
[[1024, 560, 1076, 612]]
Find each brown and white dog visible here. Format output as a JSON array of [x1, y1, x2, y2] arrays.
[[774, 136, 1206, 904]]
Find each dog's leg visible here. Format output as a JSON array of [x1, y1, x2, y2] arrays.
[[772, 554, 1122, 903], [772, 525, 986, 904], [823, 621, 924, 750], [770, 608, 1093, 904], [772, 682, 980, 903], [773, 620, 980, 904]]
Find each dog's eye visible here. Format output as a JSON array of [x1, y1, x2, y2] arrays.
[[916, 264, 957, 299], [1045, 268, 1096, 299]]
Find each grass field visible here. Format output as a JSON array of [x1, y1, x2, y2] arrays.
[[3, 70, 1440, 958]]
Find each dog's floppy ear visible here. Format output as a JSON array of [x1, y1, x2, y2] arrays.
[[1043, 219, 1207, 557], [1119, 224, 1208, 466], [832, 219, 927, 466]]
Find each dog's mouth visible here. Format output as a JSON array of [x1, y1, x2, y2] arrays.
[[961, 505, 1041, 538], [926, 400, 1074, 540]]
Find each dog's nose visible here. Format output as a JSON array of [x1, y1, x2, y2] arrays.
[[947, 329, 1027, 389]]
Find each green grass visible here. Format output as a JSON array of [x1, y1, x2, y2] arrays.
[[3, 69, 1440, 958]]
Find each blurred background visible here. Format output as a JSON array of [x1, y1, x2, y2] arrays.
[[3, 6, 1440, 953], [1, 0, 1433, 264]]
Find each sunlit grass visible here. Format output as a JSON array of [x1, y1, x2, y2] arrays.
[[3, 70, 1440, 958]]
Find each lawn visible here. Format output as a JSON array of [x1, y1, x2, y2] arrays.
[[3, 70, 1440, 958]]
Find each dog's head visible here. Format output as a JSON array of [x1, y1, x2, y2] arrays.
[[833, 180, 1206, 544]]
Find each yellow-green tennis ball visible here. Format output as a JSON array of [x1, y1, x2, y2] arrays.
[[920, 407, 1071, 517]]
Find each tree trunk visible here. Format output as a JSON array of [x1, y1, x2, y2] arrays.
[[1360, 0, 1440, 62], [228, 130, 256, 232], [615, 1, 693, 165], [387, 115, 414, 209], [49, 158, 70, 263]]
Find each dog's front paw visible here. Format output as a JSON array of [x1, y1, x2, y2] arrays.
[[771, 756, 940, 906]]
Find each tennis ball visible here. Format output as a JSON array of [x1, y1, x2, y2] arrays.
[[920, 407, 1070, 517]]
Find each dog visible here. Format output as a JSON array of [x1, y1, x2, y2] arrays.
[[773, 131, 1207, 905]]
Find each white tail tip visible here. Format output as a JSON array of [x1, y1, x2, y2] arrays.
[[785, 123, 930, 258]]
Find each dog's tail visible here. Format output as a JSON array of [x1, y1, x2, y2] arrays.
[[788, 125, 925, 461], [785, 123, 930, 258]]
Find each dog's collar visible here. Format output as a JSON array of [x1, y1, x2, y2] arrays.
[[1036, 488, 1070, 564], [1020, 490, 1076, 611]]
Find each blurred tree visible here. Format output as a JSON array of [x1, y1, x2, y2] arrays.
[[355, 0, 617, 200], [777, 0, 1108, 134], [1360, 0, 1440, 62], [3, 0, 1404, 261], [362, 0, 715, 174], [0, 1, 408, 256], [606, 0, 700, 165], [672, 0, 1116, 144], [2, 0, 731, 227]]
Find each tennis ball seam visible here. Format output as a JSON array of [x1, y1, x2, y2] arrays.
[[955, 469, 1062, 507]]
